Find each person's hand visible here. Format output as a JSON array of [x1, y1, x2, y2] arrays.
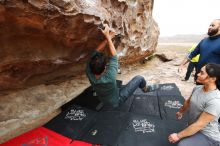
[[176, 111, 183, 120], [168, 133, 180, 143], [101, 24, 116, 39], [109, 31, 116, 39], [101, 24, 110, 38], [178, 65, 184, 73]]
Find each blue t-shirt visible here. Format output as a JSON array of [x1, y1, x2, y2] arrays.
[[86, 51, 120, 107], [188, 35, 220, 70]]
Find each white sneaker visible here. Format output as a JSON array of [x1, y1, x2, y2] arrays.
[[142, 84, 159, 92], [118, 69, 121, 74]]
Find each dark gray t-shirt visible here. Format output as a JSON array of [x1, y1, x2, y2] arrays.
[[189, 85, 220, 142]]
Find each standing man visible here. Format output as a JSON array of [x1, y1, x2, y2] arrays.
[[86, 24, 158, 108], [179, 45, 199, 82], [179, 19, 220, 89]]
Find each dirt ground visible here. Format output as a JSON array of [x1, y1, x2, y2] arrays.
[[117, 43, 197, 99]]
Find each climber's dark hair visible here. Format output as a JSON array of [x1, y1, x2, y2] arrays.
[[205, 63, 220, 84], [89, 53, 107, 75]]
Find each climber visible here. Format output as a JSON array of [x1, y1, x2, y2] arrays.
[[86, 24, 159, 107]]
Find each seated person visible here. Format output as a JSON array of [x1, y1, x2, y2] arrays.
[[168, 63, 220, 146], [86, 24, 158, 107]]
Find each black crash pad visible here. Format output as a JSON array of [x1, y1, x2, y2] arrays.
[[130, 94, 160, 117], [46, 82, 188, 146], [116, 113, 187, 146], [100, 95, 134, 112], [157, 83, 182, 96], [158, 94, 188, 121], [79, 111, 130, 146], [44, 105, 97, 140]]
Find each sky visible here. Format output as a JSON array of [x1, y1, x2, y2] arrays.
[[153, 0, 220, 37]]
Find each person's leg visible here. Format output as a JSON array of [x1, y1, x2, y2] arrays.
[[117, 62, 121, 74], [184, 62, 195, 80], [193, 62, 198, 82], [177, 132, 214, 146], [217, 80, 220, 90], [119, 75, 146, 103]]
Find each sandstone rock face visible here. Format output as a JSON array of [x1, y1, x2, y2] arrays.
[[0, 0, 159, 143], [0, 0, 159, 91]]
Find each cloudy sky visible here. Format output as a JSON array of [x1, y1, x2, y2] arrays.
[[153, 0, 220, 36]]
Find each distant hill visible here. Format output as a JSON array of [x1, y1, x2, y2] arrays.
[[159, 34, 207, 43]]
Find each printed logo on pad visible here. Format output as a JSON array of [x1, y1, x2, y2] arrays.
[[160, 85, 174, 91], [164, 100, 182, 109], [135, 97, 141, 100], [132, 119, 155, 133], [22, 136, 48, 146], [65, 109, 86, 121]]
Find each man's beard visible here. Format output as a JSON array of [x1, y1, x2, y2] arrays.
[[208, 28, 218, 36]]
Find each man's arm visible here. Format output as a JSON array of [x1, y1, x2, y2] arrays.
[[176, 96, 191, 119], [86, 40, 107, 77], [188, 44, 200, 60], [168, 112, 215, 143], [95, 40, 108, 52], [178, 112, 215, 137], [101, 24, 116, 57], [180, 57, 190, 66], [178, 43, 200, 72], [178, 57, 190, 72], [98, 24, 118, 79]]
